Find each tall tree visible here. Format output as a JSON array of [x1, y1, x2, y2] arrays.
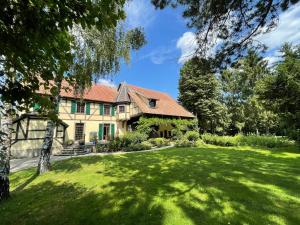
[[179, 57, 228, 133], [256, 43, 300, 140], [152, 0, 299, 65], [221, 50, 271, 134], [0, 0, 131, 200]]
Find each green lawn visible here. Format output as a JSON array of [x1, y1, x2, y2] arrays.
[[1, 146, 300, 225]]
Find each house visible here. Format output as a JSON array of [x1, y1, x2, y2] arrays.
[[11, 82, 194, 158]]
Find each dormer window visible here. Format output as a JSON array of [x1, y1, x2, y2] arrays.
[[149, 99, 156, 108]]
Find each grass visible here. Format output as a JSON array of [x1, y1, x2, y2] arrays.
[[1, 145, 300, 225]]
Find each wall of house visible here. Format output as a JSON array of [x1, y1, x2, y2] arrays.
[[58, 99, 142, 142], [11, 139, 63, 158]]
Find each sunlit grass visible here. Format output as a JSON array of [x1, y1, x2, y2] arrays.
[[1, 145, 300, 225]]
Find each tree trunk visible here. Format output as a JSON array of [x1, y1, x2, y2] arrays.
[[37, 79, 62, 175], [37, 120, 55, 174], [0, 107, 12, 201]]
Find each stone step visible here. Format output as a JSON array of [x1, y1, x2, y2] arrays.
[[56, 147, 88, 156]]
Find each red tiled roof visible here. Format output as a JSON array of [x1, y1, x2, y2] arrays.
[[38, 80, 118, 103], [128, 84, 194, 118], [38, 81, 194, 118]]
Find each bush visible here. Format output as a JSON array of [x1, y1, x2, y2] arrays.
[[96, 143, 109, 152], [184, 131, 200, 142], [107, 137, 125, 152], [175, 137, 194, 147], [148, 138, 170, 147], [201, 133, 237, 146], [122, 132, 148, 146], [201, 133, 295, 148], [124, 141, 153, 152]]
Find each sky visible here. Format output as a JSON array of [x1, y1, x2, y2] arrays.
[[99, 1, 300, 99]]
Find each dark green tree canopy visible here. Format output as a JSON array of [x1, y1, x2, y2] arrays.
[[152, 0, 299, 65], [179, 57, 228, 133]]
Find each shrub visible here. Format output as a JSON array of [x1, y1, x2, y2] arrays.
[[171, 129, 183, 140], [148, 138, 169, 147], [184, 131, 200, 142], [107, 137, 125, 152], [122, 132, 148, 146], [201, 133, 295, 148], [201, 133, 237, 146], [124, 141, 153, 152], [195, 139, 205, 147], [175, 137, 194, 147], [96, 143, 109, 152]]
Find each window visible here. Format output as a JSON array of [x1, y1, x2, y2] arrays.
[[104, 105, 110, 115], [149, 99, 156, 108], [119, 105, 125, 113], [76, 102, 85, 114], [75, 123, 84, 141]]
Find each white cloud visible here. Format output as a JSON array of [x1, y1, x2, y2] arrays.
[[142, 46, 176, 64], [125, 0, 156, 29], [256, 3, 300, 51], [97, 78, 116, 87], [176, 32, 198, 64]]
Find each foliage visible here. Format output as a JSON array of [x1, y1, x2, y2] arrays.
[[175, 137, 194, 147], [148, 138, 170, 148], [4, 146, 300, 225], [152, 0, 299, 66], [122, 132, 148, 146], [179, 58, 228, 134], [70, 25, 146, 94], [256, 43, 300, 140], [124, 142, 153, 152], [136, 117, 198, 136], [184, 131, 200, 142], [0, 0, 130, 113], [221, 50, 274, 135], [201, 134, 295, 148]]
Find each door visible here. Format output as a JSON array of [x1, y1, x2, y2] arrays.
[[75, 123, 84, 141], [103, 124, 110, 140]]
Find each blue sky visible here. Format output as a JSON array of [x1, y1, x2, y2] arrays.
[[99, 0, 300, 99]]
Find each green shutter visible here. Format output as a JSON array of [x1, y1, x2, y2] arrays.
[[111, 105, 116, 116], [71, 101, 76, 114], [33, 103, 40, 111], [98, 124, 103, 140], [110, 124, 115, 140], [86, 102, 90, 115], [99, 103, 104, 115]]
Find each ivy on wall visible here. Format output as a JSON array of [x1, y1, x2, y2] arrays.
[[136, 117, 198, 137]]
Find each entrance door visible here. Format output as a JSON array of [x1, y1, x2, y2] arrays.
[[103, 124, 110, 140], [75, 123, 84, 141]]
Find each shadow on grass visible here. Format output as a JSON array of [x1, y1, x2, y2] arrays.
[[1, 147, 300, 225]]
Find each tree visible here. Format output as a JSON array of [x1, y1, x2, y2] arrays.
[[0, 0, 131, 201], [178, 57, 228, 133], [256, 43, 300, 140], [221, 50, 270, 134], [152, 0, 299, 65]]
